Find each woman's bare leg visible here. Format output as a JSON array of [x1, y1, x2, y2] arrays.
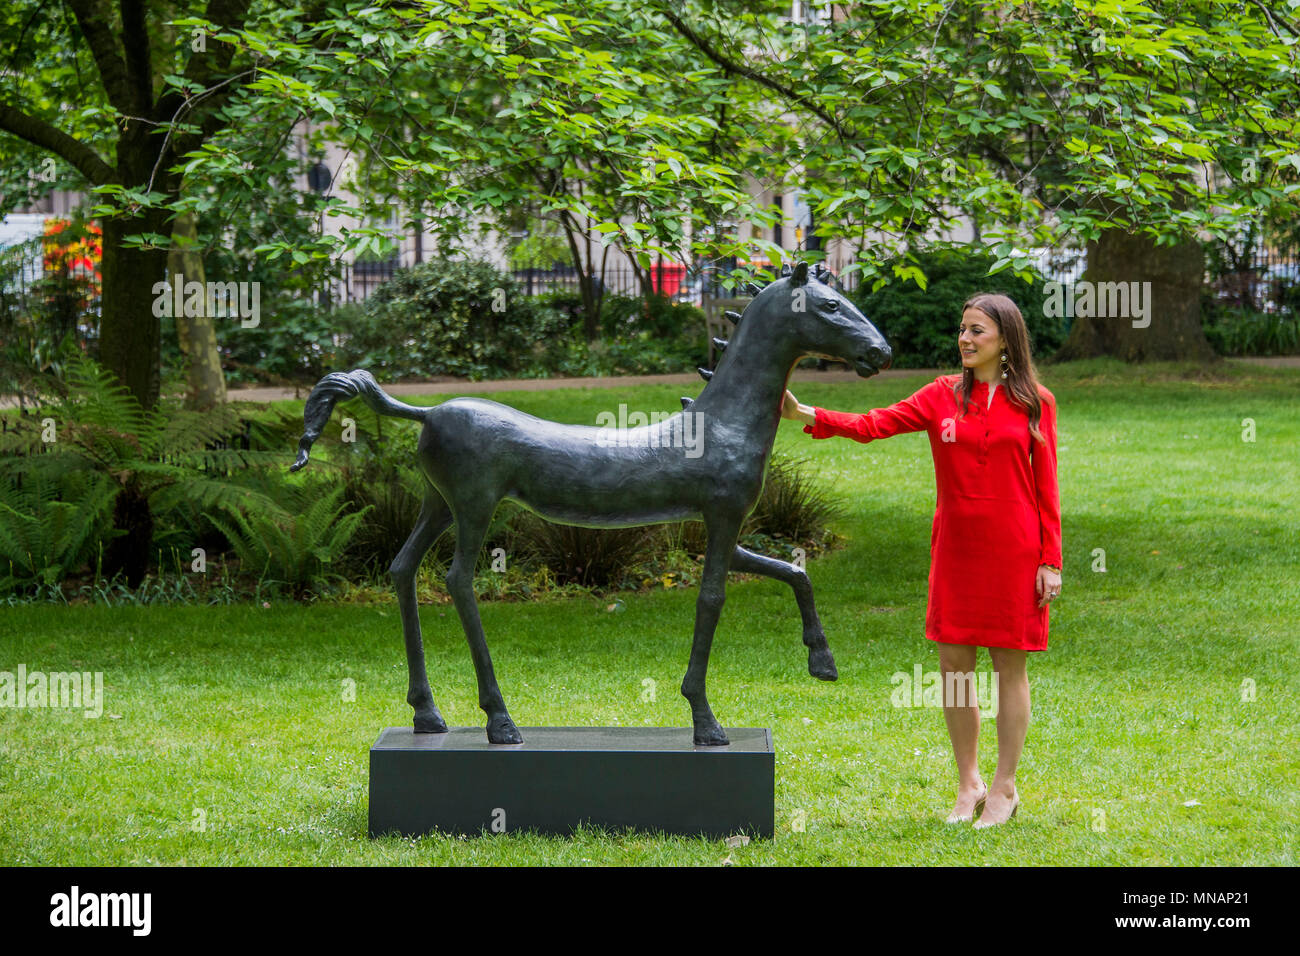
[[937, 641, 984, 820], [978, 646, 1029, 825]]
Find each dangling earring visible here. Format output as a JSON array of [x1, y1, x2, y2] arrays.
[[1000, 351, 1009, 379]]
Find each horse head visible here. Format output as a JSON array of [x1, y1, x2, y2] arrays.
[[741, 260, 892, 377]]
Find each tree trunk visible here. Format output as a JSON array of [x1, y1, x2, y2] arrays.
[[104, 476, 153, 588], [1053, 227, 1218, 363], [559, 212, 602, 341], [97, 213, 167, 586], [98, 213, 169, 409], [96, 110, 181, 410], [581, 273, 603, 341], [168, 210, 227, 408], [630, 255, 656, 299]]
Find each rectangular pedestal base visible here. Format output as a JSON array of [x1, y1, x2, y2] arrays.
[[368, 726, 774, 839]]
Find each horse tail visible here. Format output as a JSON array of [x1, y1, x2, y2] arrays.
[[290, 369, 428, 472]]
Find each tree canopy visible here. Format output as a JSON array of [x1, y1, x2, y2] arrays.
[[3, 0, 1298, 402]]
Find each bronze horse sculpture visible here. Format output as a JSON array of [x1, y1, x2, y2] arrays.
[[290, 260, 892, 745]]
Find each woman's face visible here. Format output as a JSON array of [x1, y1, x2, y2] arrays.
[[958, 308, 1005, 374]]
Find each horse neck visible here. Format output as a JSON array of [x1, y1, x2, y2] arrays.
[[693, 309, 798, 440]]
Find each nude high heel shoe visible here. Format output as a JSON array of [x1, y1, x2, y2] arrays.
[[972, 789, 1019, 829], [945, 783, 988, 824]]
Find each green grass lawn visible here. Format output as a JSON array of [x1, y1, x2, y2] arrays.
[[1, 358, 1297, 865]]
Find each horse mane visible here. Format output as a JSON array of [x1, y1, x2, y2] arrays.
[[739, 260, 835, 298]]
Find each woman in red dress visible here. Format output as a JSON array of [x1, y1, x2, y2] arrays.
[[781, 292, 1062, 828]]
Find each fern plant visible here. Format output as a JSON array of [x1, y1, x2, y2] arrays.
[[0, 354, 286, 588], [204, 486, 370, 597], [0, 468, 117, 590]]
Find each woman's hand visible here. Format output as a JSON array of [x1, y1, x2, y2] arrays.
[[781, 389, 816, 425], [1036, 565, 1062, 608]]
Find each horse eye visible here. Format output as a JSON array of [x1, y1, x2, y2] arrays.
[[824, 300, 838, 311]]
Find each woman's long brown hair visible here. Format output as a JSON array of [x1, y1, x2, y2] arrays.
[[953, 292, 1049, 444]]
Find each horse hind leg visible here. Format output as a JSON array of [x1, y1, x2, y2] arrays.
[[729, 545, 838, 681], [445, 500, 522, 745], [391, 490, 454, 732]]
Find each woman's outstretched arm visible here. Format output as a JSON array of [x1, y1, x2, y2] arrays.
[[782, 381, 937, 444]]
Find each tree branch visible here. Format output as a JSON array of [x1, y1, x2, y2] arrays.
[[179, 0, 254, 91], [659, 9, 847, 142], [66, 0, 132, 114], [0, 102, 116, 185], [660, 8, 953, 226], [1250, 0, 1300, 40], [157, 0, 255, 166]]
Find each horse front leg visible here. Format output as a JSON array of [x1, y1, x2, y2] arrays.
[[682, 515, 742, 746], [729, 545, 838, 681], [391, 491, 454, 732]]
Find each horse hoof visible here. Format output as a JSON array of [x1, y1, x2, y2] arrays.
[[693, 722, 730, 747], [413, 712, 448, 734], [808, 644, 839, 682], [487, 715, 523, 745]]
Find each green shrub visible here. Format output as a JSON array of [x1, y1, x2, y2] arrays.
[[205, 485, 369, 597], [850, 250, 1062, 368], [1202, 301, 1300, 356], [337, 457, 428, 578], [203, 265, 708, 386], [213, 297, 350, 386], [190, 164, 345, 388], [338, 258, 569, 380], [744, 452, 846, 544], [532, 290, 586, 330], [309, 404, 434, 578], [601, 293, 705, 341], [504, 512, 660, 589], [577, 336, 705, 376]]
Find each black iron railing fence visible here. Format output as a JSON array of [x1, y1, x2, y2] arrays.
[[328, 260, 776, 306], [1205, 246, 1300, 313], [4, 247, 1298, 326]]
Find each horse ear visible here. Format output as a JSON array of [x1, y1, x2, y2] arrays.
[[791, 261, 809, 287], [779, 262, 792, 277]]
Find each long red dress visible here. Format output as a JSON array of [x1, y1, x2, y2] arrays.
[[803, 374, 1061, 651]]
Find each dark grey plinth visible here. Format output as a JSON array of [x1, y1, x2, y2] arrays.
[[368, 726, 774, 839]]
